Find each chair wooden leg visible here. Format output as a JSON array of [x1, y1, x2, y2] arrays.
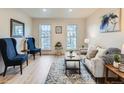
[[20, 65, 22, 75], [13, 65, 15, 68], [3, 66, 7, 77], [33, 54, 35, 60], [40, 51, 41, 56], [26, 59, 28, 66]]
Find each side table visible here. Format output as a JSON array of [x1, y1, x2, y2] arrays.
[[105, 64, 124, 84], [55, 47, 63, 56], [21, 49, 29, 54], [79, 48, 88, 55]]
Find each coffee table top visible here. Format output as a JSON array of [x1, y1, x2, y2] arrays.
[[65, 51, 81, 61]]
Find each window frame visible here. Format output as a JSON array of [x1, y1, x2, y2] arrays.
[[40, 24, 52, 50], [66, 24, 77, 50]]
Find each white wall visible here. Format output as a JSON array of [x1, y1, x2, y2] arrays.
[[0, 9, 32, 73], [0, 9, 32, 51], [32, 18, 86, 54], [86, 8, 124, 49]]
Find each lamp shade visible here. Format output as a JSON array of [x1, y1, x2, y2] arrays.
[[121, 44, 124, 54], [84, 38, 89, 44]]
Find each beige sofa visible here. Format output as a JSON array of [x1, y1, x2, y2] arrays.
[[81, 47, 121, 82], [83, 57, 105, 78], [80, 46, 107, 82]]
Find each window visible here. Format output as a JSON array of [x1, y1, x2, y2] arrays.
[[40, 24, 51, 50], [67, 24, 77, 50]]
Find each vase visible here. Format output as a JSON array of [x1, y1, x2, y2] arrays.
[[113, 61, 120, 68]]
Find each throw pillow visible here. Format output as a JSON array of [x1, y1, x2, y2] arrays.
[[86, 48, 98, 59], [95, 48, 106, 59]]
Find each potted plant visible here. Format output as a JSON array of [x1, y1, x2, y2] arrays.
[[69, 50, 73, 56], [55, 42, 63, 56], [82, 45, 84, 48], [113, 54, 121, 68], [55, 42, 62, 50]]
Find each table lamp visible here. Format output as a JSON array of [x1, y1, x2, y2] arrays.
[[84, 38, 89, 44], [119, 44, 124, 72], [121, 44, 124, 54], [121, 44, 124, 63], [84, 38, 89, 48]]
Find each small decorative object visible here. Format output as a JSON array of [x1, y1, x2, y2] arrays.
[[70, 50, 73, 54], [55, 26, 62, 34], [69, 50, 73, 55], [68, 50, 75, 58], [23, 37, 28, 50], [113, 54, 121, 68], [119, 63, 124, 72], [10, 19, 25, 37], [55, 42, 62, 49], [82, 45, 84, 48], [55, 42, 63, 56], [100, 9, 120, 33], [84, 38, 89, 48]]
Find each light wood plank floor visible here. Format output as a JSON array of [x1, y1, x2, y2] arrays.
[[0, 55, 57, 84]]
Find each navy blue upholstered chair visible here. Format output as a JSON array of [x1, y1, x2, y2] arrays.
[[0, 38, 28, 77], [27, 37, 41, 60]]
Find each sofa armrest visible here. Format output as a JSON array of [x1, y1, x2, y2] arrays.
[[91, 58, 105, 77]]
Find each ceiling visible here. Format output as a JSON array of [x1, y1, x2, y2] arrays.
[[19, 8, 97, 18]]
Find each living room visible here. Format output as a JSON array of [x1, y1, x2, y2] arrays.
[[0, 8, 124, 84]]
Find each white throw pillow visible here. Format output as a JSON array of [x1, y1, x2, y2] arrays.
[[95, 48, 106, 59]]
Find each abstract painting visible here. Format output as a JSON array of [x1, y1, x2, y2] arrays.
[[100, 9, 121, 33]]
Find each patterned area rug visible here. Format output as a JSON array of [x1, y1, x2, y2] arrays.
[[45, 57, 96, 84]]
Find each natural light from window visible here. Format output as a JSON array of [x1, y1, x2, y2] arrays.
[[40, 24, 51, 50], [67, 24, 77, 50]]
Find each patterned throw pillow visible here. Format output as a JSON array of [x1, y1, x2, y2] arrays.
[[86, 48, 98, 59]]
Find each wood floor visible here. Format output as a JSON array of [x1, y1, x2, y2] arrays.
[[0, 55, 57, 84]]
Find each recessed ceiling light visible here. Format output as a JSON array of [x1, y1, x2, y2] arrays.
[[42, 8, 47, 12], [69, 9, 73, 12]]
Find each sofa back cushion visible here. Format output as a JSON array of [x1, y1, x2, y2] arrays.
[[106, 48, 121, 55], [102, 48, 121, 64]]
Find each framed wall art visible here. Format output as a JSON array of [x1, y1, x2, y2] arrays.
[[10, 19, 25, 37], [100, 8, 121, 33], [55, 26, 62, 34]]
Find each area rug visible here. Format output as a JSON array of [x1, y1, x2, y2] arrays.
[[45, 57, 96, 84]]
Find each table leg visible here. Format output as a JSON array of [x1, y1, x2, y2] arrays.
[[105, 67, 108, 83], [79, 60, 81, 74], [65, 60, 67, 75]]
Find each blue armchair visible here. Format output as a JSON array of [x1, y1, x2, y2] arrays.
[[27, 37, 41, 60], [0, 38, 28, 76]]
